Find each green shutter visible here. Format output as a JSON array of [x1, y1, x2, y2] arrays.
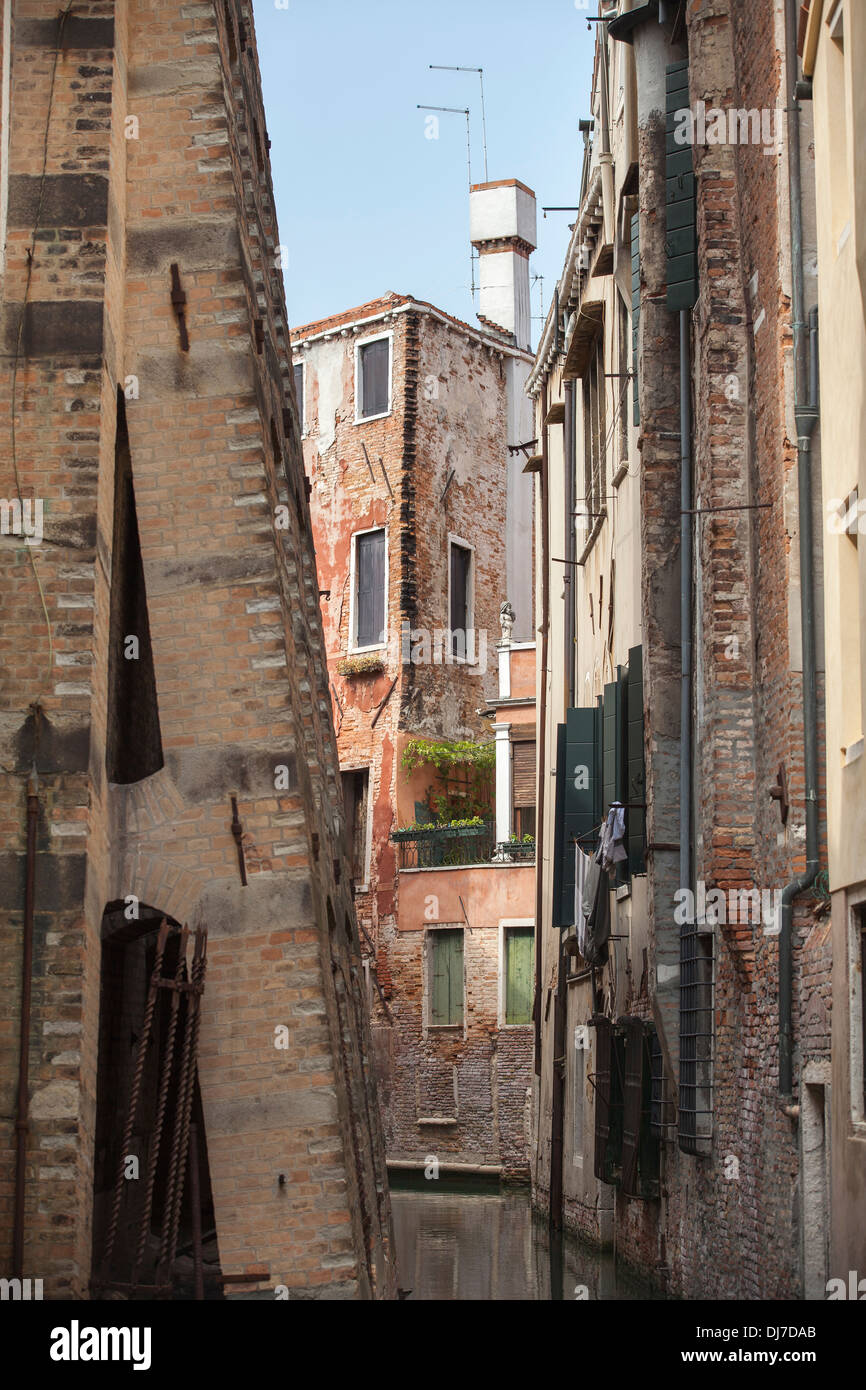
[[430, 929, 463, 1025], [631, 212, 640, 427], [665, 60, 697, 311], [553, 707, 601, 928], [626, 645, 646, 875], [602, 679, 624, 816], [505, 928, 534, 1025]]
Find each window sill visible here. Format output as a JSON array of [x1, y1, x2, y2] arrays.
[[427, 1023, 463, 1033], [418, 1116, 458, 1126], [348, 642, 388, 656], [843, 737, 864, 767], [354, 409, 392, 425]]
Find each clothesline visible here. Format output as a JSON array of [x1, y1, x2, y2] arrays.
[[570, 801, 647, 847]]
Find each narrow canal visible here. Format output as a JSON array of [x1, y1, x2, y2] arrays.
[[391, 1180, 661, 1301]]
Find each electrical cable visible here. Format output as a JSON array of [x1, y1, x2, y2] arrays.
[[7, 1, 74, 700]]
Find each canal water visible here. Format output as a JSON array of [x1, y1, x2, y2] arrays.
[[390, 1181, 659, 1301]]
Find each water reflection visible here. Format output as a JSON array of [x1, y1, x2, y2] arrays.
[[391, 1182, 658, 1301]]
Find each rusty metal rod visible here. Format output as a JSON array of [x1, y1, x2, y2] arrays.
[[12, 770, 39, 1280], [230, 796, 248, 885], [132, 925, 188, 1287], [162, 930, 207, 1278], [189, 1122, 204, 1301], [104, 920, 169, 1270]]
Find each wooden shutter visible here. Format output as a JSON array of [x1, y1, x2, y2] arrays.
[[553, 708, 600, 928], [594, 1017, 625, 1186], [631, 213, 640, 426], [430, 929, 463, 1026], [626, 645, 646, 875], [293, 361, 304, 430], [360, 338, 389, 417], [602, 678, 624, 816], [512, 740, 536, 809], [355, 529, 385, 647], [449, 543, 471, 656], [505, 928, 534, 1025], [621, 1018, 661, 1200], [665, 60, 698, 311]]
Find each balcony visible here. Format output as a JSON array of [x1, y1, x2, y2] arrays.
[[392, 821, 535, 870]]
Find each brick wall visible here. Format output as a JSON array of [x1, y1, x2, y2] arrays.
[[301, 300, 534, 1176], [0, 0, 395, 1301]]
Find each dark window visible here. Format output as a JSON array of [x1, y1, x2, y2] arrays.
[[106, 391, 163, 784], [354, 528, 386, 647], [582, 334, 606, 523], [358, 338, 390, 419], [429, 928, 464, 1026], [223, 2, 237, 66], [293, 362, 304, 431], [341, 768, 369, 886], [450, 541, 471, 658]]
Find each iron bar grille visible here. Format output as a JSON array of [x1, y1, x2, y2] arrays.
[[678, 919, 715, 1154], [394, 822, 495, 869]]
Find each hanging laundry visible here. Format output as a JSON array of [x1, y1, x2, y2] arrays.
[[573, 844, 592, 957], [599, 801, 627, 871]]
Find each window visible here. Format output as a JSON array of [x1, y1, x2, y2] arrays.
[[449, 539, 473, 659], [582, 333, 606, 526], [293, 361, 304, 434], [352, 528, 386, 649], [341, 768, 370, 888], [511, 736, 536, 839], [428, 928, 464, 1027], [356, 335, 391, 420], [504, 926, 534, 1025]]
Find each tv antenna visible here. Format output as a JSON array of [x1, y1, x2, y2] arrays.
[[417, 103, 477, 300], [429, 65, 489, 182]]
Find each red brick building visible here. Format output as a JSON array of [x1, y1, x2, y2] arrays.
[[296, 186, 540, 1175], [0, 0, 394, 1300]]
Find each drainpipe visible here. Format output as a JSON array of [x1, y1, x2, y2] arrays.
[[679, 311, 693, 901], [533, 380, 550, 1083], [779, 0, 821, 1097], [563, 380, 576, 706], [13, 767, 40, 1279]]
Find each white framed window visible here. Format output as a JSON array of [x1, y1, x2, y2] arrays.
[[349, 526, 387, 651], [355, 330, 392, 423], [447, 534, 475, 662], [498, 919, 535, 1028], [293, 359, 305, 436]]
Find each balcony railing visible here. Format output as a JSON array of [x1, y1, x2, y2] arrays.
[[391, 823, 535, 870]]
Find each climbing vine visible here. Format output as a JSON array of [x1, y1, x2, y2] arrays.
[[400, 736, 495, 825]]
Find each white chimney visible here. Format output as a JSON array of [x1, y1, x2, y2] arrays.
[[470, 179, 537, 352]]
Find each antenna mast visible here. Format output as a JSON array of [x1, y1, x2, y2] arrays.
[[429, 66, 488, 182]]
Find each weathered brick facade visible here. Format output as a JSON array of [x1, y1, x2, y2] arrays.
[[531, 0, 831, 1299], [297, 293, 536, 1176], [0, 0, 394, 1300]]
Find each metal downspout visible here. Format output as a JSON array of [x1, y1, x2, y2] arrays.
[[13, 767, 39, 1279], [779, 0, 821, 1097], [679, 310, 693, 900]]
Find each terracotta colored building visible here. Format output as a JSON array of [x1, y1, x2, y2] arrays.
[[296, 183, 540, 1175], [0, 0, 394, 1300]]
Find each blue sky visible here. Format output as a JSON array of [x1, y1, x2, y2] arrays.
[[252, 0, 595, 346]]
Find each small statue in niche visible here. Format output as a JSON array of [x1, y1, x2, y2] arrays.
[[499, 600, 515, 644]]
